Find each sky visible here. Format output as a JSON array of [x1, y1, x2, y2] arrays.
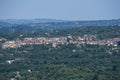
[[0, 0, 120, 20]]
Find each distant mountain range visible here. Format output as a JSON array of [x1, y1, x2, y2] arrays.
[[0, 18, 120, 33], [0, 18, 120, 25], [0, 18, 65, 25]]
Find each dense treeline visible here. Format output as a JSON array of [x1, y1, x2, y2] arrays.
[[0, 26, 120, 40], [48, 26, 120, 39], [0, 44, 120, 80]]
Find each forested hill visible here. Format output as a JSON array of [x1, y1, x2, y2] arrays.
[[0, 19, 120, 33], [0, 26, 120, 80], [0, 26, 120, 40]]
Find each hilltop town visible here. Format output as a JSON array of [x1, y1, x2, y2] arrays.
[[1, 34, 120, 49]]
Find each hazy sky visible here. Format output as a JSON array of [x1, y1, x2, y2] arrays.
[[0, 0, 120, 20]]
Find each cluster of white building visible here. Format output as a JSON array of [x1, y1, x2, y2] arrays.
[[1, 35, 120, 48], [2, 37, 67, 48]]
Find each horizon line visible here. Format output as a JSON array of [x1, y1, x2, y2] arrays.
[[0, 18, 120, 21]]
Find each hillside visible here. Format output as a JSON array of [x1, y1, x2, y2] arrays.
[[0, 19, 120, 33], [0, 20, 120, 80], [0, 25, 120, 80]]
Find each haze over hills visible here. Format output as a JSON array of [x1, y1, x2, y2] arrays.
[[0, 18, 120, 25], [0, 18, 120, 33], [0, 18, 65, 25]]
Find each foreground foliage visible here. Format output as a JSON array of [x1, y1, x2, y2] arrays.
[[0, 44, 120, 80]]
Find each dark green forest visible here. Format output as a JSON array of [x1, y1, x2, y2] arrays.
[[0, 26, 120, 40]]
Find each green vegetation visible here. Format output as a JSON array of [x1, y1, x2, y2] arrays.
[[0, 44, 120, 80], [48, 26, 120, 39], [1, 26, 120, 40]]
